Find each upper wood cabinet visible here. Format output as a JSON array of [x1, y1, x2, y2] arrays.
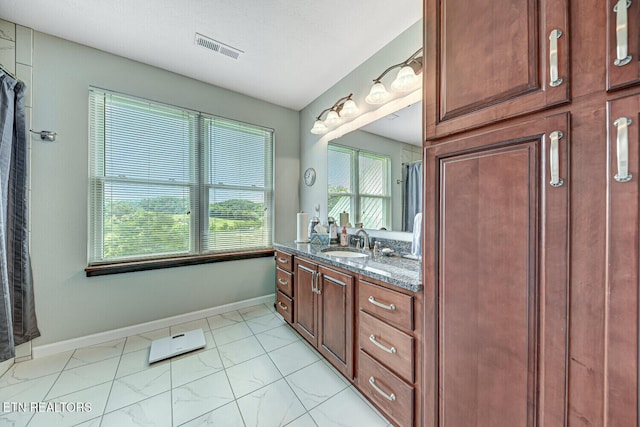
[[607, 0, 640, 91], [425, 0, 570, 139]]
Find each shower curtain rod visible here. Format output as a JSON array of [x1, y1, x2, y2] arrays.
[[402, 160, 423, 166]]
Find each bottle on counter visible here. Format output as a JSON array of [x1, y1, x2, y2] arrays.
[[340, 226, 349, 247], [373, 241, 380, 258]]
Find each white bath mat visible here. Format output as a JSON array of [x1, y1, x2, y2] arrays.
[[148, 328, 206, 363]]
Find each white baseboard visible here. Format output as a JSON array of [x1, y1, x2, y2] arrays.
[[33, 294, 275, 359]]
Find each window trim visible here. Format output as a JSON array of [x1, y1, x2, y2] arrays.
[[84, 249, 275, 277], [87, 88, 275, 270]]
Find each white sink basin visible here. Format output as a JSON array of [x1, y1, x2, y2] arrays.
[[322, 250, 369, 258]]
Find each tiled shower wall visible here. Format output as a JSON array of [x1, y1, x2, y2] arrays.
[[0, 19, 34, 375]]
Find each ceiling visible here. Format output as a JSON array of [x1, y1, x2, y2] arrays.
[[0, 0, 422, 111], [361, 101, 422, 145]]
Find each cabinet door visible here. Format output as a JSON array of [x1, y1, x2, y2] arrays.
[[425, 0, 569, 139], [293, 258, 318, 346], [605, 93, 640, 425], [607, 0, 640, 91], [317, 265, 354, 379], [423, 113, 570, 426]]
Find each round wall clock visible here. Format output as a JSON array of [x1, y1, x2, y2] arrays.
[[304, 167, 316, 186]]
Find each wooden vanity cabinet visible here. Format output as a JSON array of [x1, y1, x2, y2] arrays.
[[604, 92, 640, 425], [293, 256, 354, 379], [423, 113, 570, 426], [275, 250, 294, 324], [357, 279, 419, 427]]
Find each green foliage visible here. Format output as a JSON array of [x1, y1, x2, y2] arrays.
[[102, 197, 265, 259], [209, 199, 264, 222]]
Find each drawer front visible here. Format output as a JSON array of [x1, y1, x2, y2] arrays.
[[359, 310, 414, 383], [358, 349, 413, 427], [359, 280, 413, 331], [276, 267, 293, 298], [276, 291, 293, 324], [275, 251, 293, 272]]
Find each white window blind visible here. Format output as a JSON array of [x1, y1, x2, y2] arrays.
[[88, 89, 273, 265], [328, 144, 391, 229]]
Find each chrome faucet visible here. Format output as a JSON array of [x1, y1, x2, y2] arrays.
[[355, 228, 370, 251]]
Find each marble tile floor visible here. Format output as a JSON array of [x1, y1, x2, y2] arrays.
[[0, 302, 392, 427]]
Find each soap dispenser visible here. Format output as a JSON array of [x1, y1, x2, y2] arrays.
[[340, 226, 349, 247]]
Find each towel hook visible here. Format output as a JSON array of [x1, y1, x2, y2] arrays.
[[29, 129, 57, 142]]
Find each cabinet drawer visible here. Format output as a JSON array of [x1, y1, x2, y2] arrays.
[[276, 291, 293, 324], [359, 280, 413, 331], [276, 267, 293, 298], [358, 350, 413, 427], [275, 251, 293, 272], [359, 310, 414, 383]]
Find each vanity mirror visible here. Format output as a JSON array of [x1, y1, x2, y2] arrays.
[[300, 16, 423, 238], [327, 102, 421, 232]]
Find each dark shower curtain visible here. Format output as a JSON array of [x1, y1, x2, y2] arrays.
[[402, 161, 422, 232], [0, 70, 40, 362]]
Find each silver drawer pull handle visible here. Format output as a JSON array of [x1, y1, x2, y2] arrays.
[[277, 278, 288, 286], [549, 130, 564, 187], [549, 29, 563, 87], [369, 335, 396, 354], [369, 377, 396, 402], [614, 117, 633, 182], [614, 0, 633, 66], [368, 296, 396, 311], [277, 301, 288, 311], [277, 257, 288, 264]]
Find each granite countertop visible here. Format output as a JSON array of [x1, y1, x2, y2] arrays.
[[274, 241, 422, 292]]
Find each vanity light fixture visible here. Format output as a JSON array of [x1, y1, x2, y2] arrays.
[[365, 47, 423, 105], [310, 93, 359, 135]]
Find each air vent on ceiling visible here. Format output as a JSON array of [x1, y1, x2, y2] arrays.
[[385, 112, 400, 121], [194, 33, 243, 60]]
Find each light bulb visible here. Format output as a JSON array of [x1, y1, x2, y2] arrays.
[[340, 99, 359, 117], [365, 82, 390, 104], [310, 119, 328, 135], [391, 65, 420, 92], [324, 110, 342, 127]]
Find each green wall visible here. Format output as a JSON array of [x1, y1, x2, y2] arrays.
[[30, 32, 300, 345]]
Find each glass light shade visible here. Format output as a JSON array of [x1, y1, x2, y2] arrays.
[[340, 99, 359, 117], [365, 82, 390, 104], [390, 65, 420, 92], [310, 119, 328, 135], [324, 110, 342, 127]]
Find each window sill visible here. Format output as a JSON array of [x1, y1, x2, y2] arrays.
[[85, 249, 276, 277]]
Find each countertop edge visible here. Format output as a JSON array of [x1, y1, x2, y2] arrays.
[[274, 242, 422, 293]]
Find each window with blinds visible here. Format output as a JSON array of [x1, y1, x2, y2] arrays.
[[88, 89, 274, 265], [328, 144, 390, 229]]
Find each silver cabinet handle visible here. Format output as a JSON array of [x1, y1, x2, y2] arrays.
[[277, 257, 289, 264], [310, 271, 322, 294], [368, 296, 396, 311], [277, 301, 288, 311], [368, 377, 396, 402], [614, 117, 633, 182], [369, 334, 397, 354], [549, 131, 564, 187], [277, 278, 288, 286], [614, 0, 633, 66], [315, 272, 322, 295], [549, 29, 563, 87]]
